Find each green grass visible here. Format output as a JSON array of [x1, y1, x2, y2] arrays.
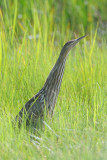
[[0, 0, 107, 159]]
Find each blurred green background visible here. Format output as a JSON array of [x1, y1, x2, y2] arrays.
[[0, 0, 107, 38], [0, 0, 107, 159]]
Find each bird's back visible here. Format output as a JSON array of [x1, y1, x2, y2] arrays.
[[15, 89, 45, 126]]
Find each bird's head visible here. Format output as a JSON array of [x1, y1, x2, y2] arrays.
[[60, 35, 88, 57]]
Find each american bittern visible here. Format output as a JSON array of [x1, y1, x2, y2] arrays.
[[15, 35, 87, 127]]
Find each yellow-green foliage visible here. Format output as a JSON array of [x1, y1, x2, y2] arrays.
[[0, 0, 106, 159]]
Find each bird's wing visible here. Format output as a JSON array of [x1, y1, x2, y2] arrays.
[[24, 89, 43, 111], [15, 88, 44, 124]]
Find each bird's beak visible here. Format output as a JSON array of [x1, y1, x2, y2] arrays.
[[73, 35, 88, 44]]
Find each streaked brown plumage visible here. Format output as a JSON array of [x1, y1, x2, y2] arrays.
[[15, 35, 87, 127]]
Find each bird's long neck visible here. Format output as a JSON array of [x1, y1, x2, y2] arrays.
[[43, 53, 68, 107]]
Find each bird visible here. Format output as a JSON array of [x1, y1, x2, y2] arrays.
[[15, 35, 87, 127]]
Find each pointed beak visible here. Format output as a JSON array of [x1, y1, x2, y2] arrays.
[[73, 35, 88, 44], [75, 35, 88, 41]]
